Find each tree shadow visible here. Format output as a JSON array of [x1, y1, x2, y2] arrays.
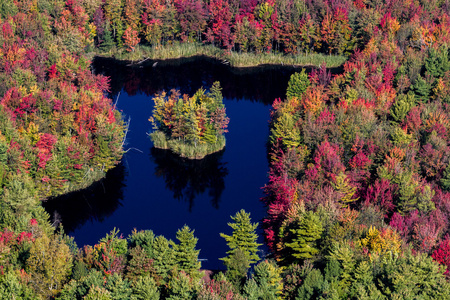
[[42, 163, 126, 233], [150, 147, 228, 211]]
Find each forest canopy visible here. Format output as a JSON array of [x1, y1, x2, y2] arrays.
[[2, 0, 450, 299]]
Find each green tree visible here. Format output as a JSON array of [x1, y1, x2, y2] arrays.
[[390, 93, 416, 123], [0, 0, 17, 19], [295, 268, 324, 300], [130, 275, 160, 300], [378, 251, 450, 299], [220, 210, 261, 289], [412, 75, 431, 102], [425, 46, 450, 78], [104, 0, 124, 46], [286, 70, 310, 100], [27, 233, 73, 298], [100, 22, 116, 51], [221, 210, 261, 265], [441, 162, 450, 191], [0, 270, 35, 300], [285, 211, 323, 261], [128, 229, 155, 257], [244, 260, 283, 300], [152, 235, 176, 284], [350, 261, 385, 300], [222, 248, 251, 290], [166, 270, 199, 300], [171, 225, 202, 281]]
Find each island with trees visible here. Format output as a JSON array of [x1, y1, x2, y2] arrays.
[[149, 82, 229, 159], [2, 0, 450, 299]]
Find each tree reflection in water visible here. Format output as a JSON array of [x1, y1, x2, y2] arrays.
[[42, 163, 126, 233], [151, 147, 228, 211]]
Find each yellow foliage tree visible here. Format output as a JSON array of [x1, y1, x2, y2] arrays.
[[27, 233, 73, 298]]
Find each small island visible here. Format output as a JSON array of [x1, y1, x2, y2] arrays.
[[149, 82, 229, 159]]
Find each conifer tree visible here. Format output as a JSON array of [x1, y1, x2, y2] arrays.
[[285, 211, 323, 261], [152, 235, 176, 284], [171, 225, 202, 281], [100, 22, 115, 51], [425, 46, 450, 78], [441, 163, 450, 191], [244, 260, 283, 300], [390, 93, 416, 123], [286, 69, 310, 100], [220, 210, 261, 288], [332, 172, 359, 207], [296, 268, 324, 300], [220, 209, 261, 265], [412, 75, 431, 102], [131, 275, 160, 300]]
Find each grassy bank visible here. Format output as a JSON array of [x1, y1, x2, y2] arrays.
[[96, 43, 347, 68], [150, 131, 226, 160]]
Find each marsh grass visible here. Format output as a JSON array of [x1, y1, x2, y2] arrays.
[[150, 131, 226, 159], [100, 43, 347, 68]]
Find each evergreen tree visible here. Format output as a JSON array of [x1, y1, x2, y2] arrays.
[[286, 69, 310, 100], [166, 270, 199, 300], [412, 75, 431, 102], [171, 225, 202, 281], [152, 235, 176, 284], [441, 162, 450, 191], [0, 270, 35, 300], [425, 46, 450, 78], [100, 22, 115, 51], [128, 229, 155, 257], [220, 210, 261, 265], [131, 275, 160, 300], [390, 93, 416, 123], [285, 211, 323, 261], [244, 260, 283, 300], [222, 248, 251, 290], [220, 210, 261, 289], [296, 268, 324, 300]]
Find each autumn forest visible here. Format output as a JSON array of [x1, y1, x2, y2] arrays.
[[2, 0, 450, 299]]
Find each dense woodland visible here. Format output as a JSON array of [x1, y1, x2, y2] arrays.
[[2, 0, 450, 299]]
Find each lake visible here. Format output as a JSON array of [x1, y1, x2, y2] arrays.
[[43, 56, 307, 269]]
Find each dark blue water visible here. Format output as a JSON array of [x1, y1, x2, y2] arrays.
[[44, 57, 305, 269]]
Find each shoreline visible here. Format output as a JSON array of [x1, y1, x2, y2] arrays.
[[89, 42, 347, 69]]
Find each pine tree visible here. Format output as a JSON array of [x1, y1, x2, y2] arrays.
[[296, 268, 324, 300], [244, 260, 283, 300], [441, 163, 450, 191], [425, 46, 450, 78], [100, 22, 115, 51], [171, 225, 202, 281], [390, 93, 416, 123], [131, 275, 160, 300], [285, 211, 323, 261], [152, 235, 176, 284], [332, 172, 359, 208], [220, 210, 261, 289], [286, 69, 310, 100], [412, 75, 431, 102], [166, 270, 199, 300], [220, 209, 261, 265]]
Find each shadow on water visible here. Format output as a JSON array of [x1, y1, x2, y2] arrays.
[[43, 163, 126, 233], [151, 148, 228, 211], [92, 55, 335, 105], [41, 56, 332, 269]]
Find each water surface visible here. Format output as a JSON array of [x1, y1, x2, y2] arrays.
[[44, 57, 305, 269]]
